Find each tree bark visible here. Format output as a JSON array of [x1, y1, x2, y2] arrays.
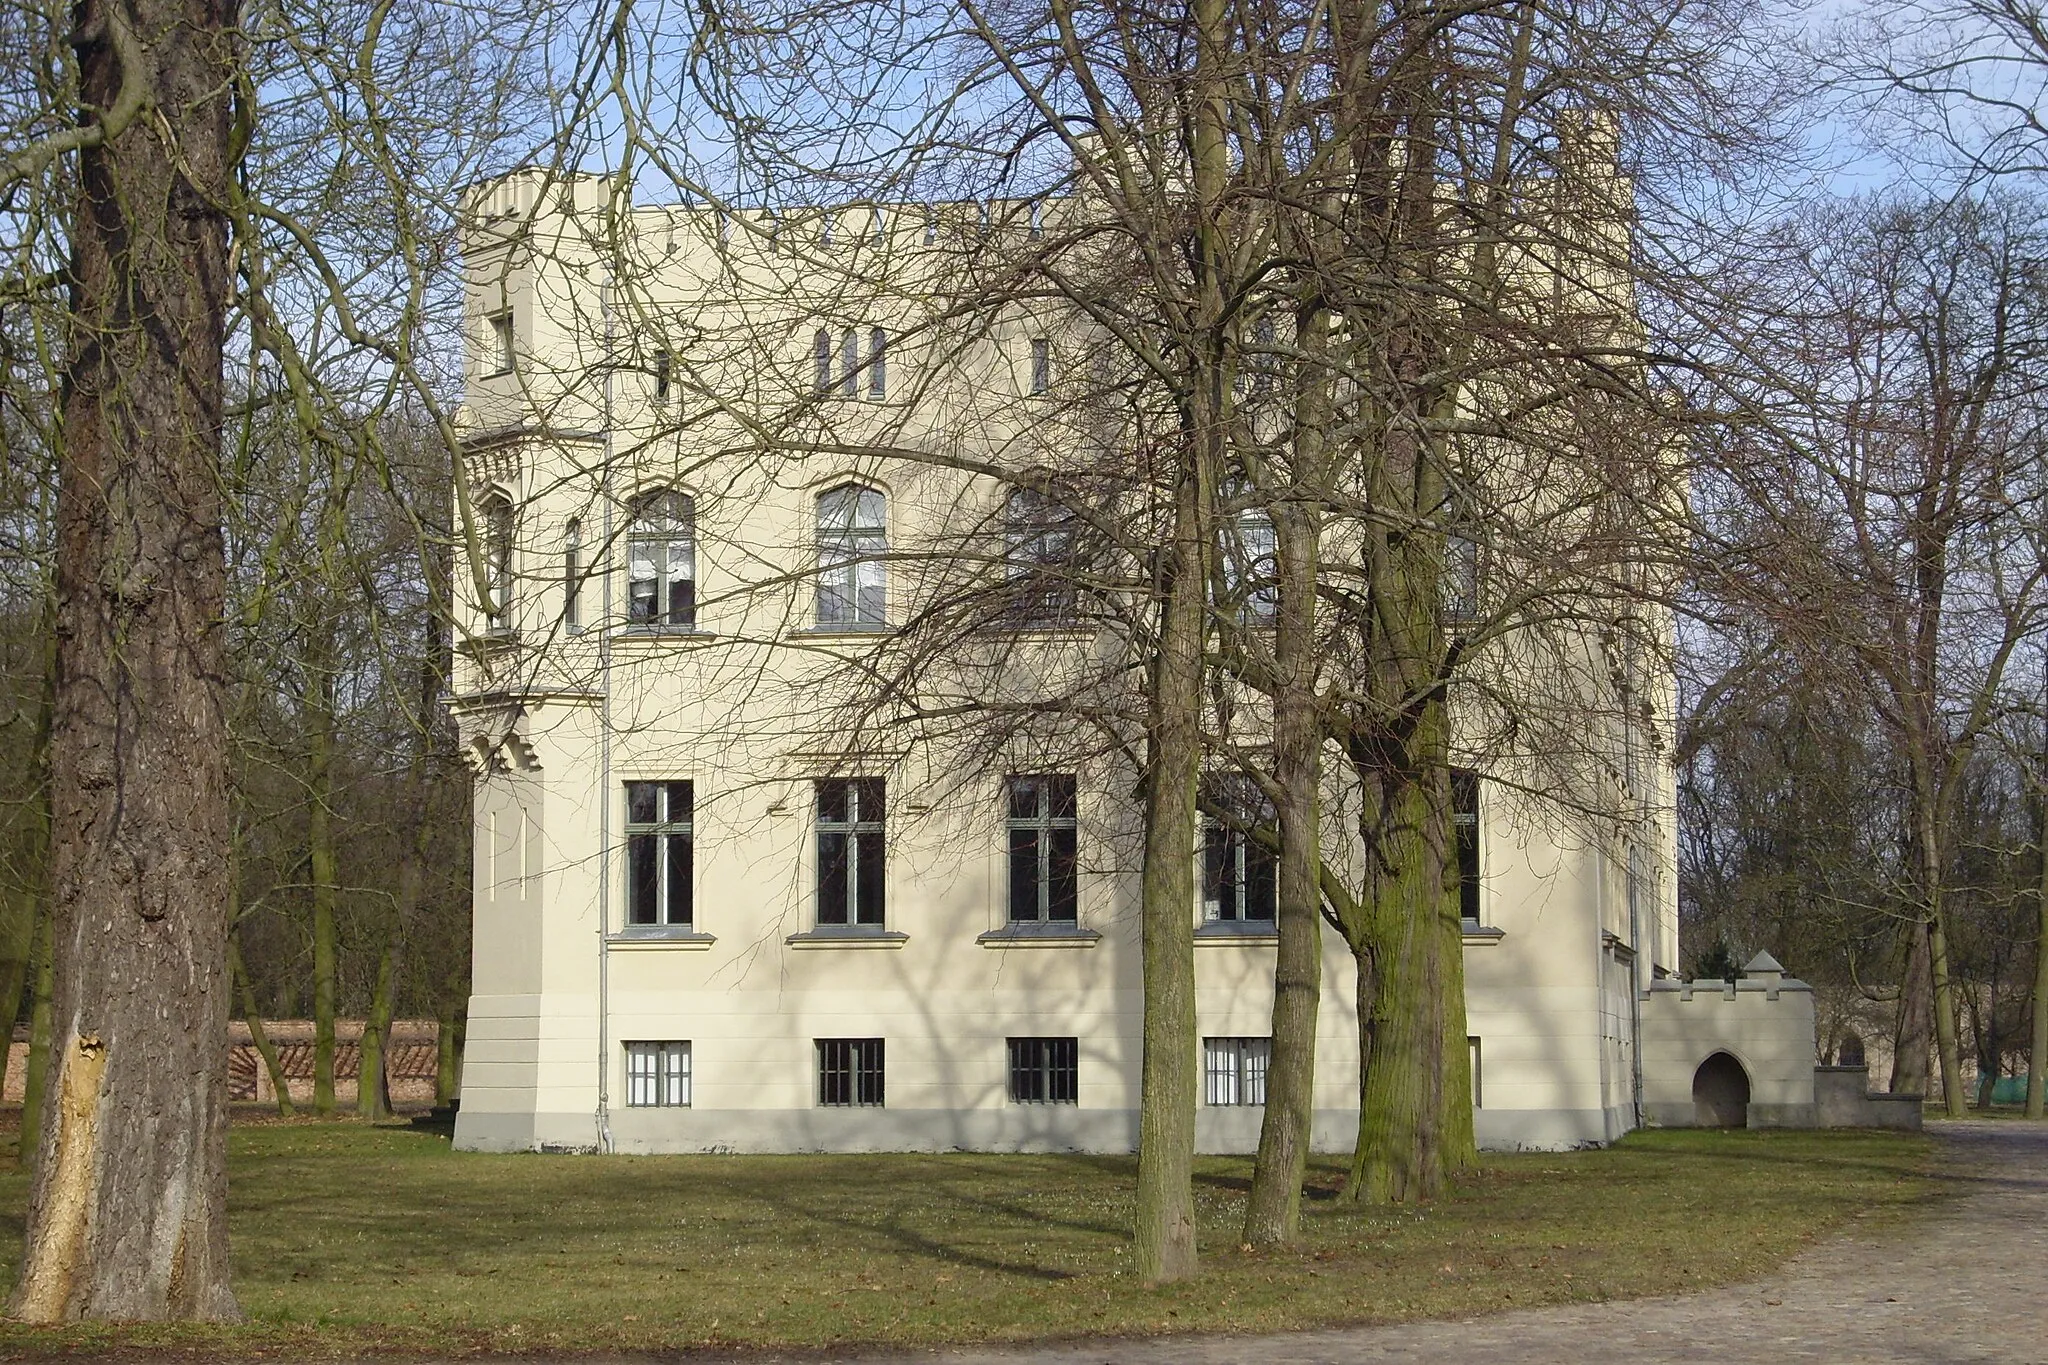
[[2028, 782, 2048, 1117], [356, 936, 395, 1120], [10, 0, 239, 1319], [0, 617, 52, 1113], [307, 666, 339, 1116], [1893, 914, 1933, 1096], [1242, 386, 1324, 1247], [1133, 453, 1207, 1284], [435, 976, 465, 1107], [1929, 901, 1966, 1117]]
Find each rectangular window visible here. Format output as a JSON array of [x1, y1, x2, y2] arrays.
[[625, 781, 693, 927], [487, 311, 514, 375], [1007, 1037, 1078, 1104], [1444, 532, 1480, 621], [1202, 800, 1276, 923], [868, 327, 887, 400], [1006, 774, 1078, 923], [1204, 1037, 1270, 1106], [625, 1041, 691, 1107], [1453, 768, 1481, 927], [1469, 1036, 1483, 1109], [817, 1038, 884, 1106], [1030, 337, 1050, 394], [817, 778, 885, 925]]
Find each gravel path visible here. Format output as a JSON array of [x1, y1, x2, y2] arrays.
[[527, 1119, 2044, 1365]]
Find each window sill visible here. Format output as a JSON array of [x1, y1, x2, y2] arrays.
[[1196, 920, 1278, 944], [609, 928, 716, 950], [977, 923, 1100, 948], [1463, 924, 1506, 946], [786, 927, 908, 949], [793, 624, 893, 638], [614, 627, 716, 644]]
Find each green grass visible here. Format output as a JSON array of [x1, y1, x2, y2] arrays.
[[0, 1119, 1938, 1358]]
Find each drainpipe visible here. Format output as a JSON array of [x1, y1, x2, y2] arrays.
[[594, 261, 617, 1155], [1627, 851, 1645, 1132]]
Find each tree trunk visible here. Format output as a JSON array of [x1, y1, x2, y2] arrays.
[[230, 936, 294, 1119], [0, 618, 52, 1113], [2028, 786, 2048, 1117], [308, 665, 339, 1116], [435, 976, 465, 1107], [1929, 902, 1966, 1118], [1892, 915, 1933, 1097], [1346, 738, 1451, 1203], [1133, 454, 1207, 1283], [357, 937, 395, 1120], [1242, 435, 1323, 1247], [10, 0, 239, 1318]]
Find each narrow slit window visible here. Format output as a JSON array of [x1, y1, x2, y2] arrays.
[[840, 328, 859, 396], [563, 518, 583, 631], [1030, 337, 1050, 395], [487, 311, 514, 375], [1454, 768, 1481, 927], [814, 328, 832, 396], [868, 328, 887, 400]]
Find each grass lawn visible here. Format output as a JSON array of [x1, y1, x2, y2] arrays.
[[0, 1118, 1937, 1359]]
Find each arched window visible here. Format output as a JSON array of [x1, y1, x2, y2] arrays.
[[628, 490, 696, 629], [1003, 487, 1076, 626], [816, 484, 887, 626], [813, 328, 832, 395], [482, 490, 515, 632], [1218, 502, 1277, 622]]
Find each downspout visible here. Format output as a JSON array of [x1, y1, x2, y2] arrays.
[[1627, 851, 1645, 1133], [594, 266, 617, 1155]]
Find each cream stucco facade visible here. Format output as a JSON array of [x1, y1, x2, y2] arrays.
[[447, 172, 1691, 1156]]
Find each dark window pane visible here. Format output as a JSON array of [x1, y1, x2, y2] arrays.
[[855, 830, 886, 924], [819, 830, 850, 923], [665, 781, 693, 823], [1049, 774, 1077, 820], [628, 833, 657, 924], [670, 572, 696, 628], [1008, 776, 1040, 821], [1245, 837, 1277, 921], [1008, 828, 1041, 922], [1048, 826, 1079, 922], [853, 778, 884, 823], [1049, 1038, 1077, 1103], [666, 831, 692, 926], [855, 1040, 884, 1105], [817, 779, 848, 824], [628, 782, 657, 825], [1202, 821, 1229, 917]]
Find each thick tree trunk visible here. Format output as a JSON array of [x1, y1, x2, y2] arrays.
[[1243, 486, 1322, 1247], [1133, 455, 1207, 1284], [1346, 739, 1451, 1203], [357, 937, 395, 1120], [1892, 915, 1933, 1097], [10, 0, 238, 1319]]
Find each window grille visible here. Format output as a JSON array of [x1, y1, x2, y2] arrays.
[[625, 781, 693, 927], [817, 778, 885, 925], [625, 1041, 691, 1107], [1006, 775, 1078, 923], [817, 1038, 884, 1106], [1007, 1037, 1078, 1104], [1203, 1037, 1270, 1106]]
